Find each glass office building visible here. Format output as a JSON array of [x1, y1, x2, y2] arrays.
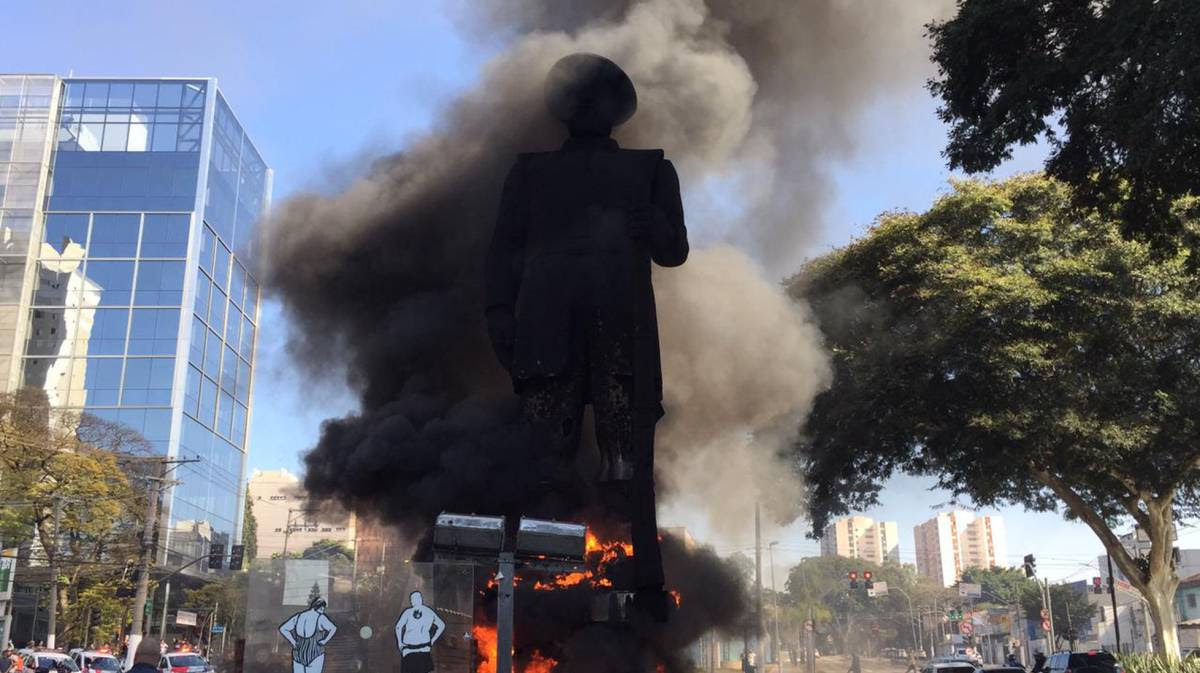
[[0, 75, 269, 567]]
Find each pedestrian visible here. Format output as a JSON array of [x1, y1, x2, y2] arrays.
[[847, 653, 861, 673], [1031, 651, 1046, 673], [127, 639, 161, 673], [741, 650, 749, 673], [1006, 652, 1023, 669], [905, 650, 919, 673], [0, 649, 11, 673]]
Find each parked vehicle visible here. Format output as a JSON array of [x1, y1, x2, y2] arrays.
[[1043, 650, 1120, 673], [71, 651, 119, 673], [157, 653, 212, 673], [21, 652, 79, 673]]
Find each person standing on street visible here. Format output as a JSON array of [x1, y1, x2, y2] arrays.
[[1031, 651, 1046, 673]]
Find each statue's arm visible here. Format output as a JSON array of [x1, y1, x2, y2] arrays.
[[649, 158, 688, 267], [484, 158, 527, 369]]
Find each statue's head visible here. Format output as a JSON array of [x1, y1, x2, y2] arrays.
[[544, 53, 637, 137], [410, 590, 424, 608]]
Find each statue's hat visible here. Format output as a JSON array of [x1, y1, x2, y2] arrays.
[[544, 53, 637, 127]]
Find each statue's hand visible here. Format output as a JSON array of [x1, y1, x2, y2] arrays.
[[626, 204, 656, 241]]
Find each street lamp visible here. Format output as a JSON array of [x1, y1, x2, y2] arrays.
[[890, 585, 920, 658], [769, 541, 782, 672]]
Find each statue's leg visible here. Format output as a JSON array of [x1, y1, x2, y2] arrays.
[[593, 371, 665, 593], [519, 368, 586, 488]]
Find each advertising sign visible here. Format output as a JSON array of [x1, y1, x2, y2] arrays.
[[958, 583, 982, 598], [175, 610, 198, 626], [0, 549, 16, 602]]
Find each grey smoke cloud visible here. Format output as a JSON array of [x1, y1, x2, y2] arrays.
[[265, 0, 947, 541]]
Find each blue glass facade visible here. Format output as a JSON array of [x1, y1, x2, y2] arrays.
[[15, 77, 268, 570]]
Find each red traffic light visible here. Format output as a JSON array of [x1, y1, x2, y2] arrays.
[[1092, 577, 1102, 586], [849, 571, 858, 580], [863, 571, 873, 581]]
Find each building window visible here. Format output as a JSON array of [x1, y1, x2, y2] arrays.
[[1189, 594, 1197, 609]]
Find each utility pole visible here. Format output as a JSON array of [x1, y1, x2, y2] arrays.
[[768, 541, 781, 672], [754, 503, 764, 669], [45, 497, 62, 649], [1107, 554, 1122, 652], [1042, 579, 1057, 651], [126, 457, 198, 669]]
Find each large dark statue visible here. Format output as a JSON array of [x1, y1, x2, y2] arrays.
[[485, 53, 688, 616]]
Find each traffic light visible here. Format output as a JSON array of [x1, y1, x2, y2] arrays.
[[1092, 577, 1104, 594], [1023, 554, 1036, 578], [848, 570, 858, 589], [208, 542, 224, 570], [229, 544, 245, 571], [863, 570, 874, 590]]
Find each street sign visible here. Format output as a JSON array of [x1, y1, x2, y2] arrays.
[[175, 610, 198, 626], [958, 582, 982, 598], [211, 625, 225, 634], [872, 581, 889, 596], [1040, 608, 1050, 619], [960, 621, 974, 636]]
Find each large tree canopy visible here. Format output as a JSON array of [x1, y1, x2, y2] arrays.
[[791, 175, 1200, 656], [927, 0, 1200, 244]]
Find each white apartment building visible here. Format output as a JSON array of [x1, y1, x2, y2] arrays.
[[821, 515, 900, 564], [913, 511, 1008, 586], [248, 468, 356, 559]]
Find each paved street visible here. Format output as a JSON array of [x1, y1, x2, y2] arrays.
[[720, 656, 919, 673]]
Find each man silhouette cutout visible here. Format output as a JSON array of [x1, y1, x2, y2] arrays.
[[394, 591, 445, 673], [486, 52, 688, 620]]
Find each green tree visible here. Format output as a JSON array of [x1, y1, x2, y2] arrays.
[[0, 389, 150, 647], [927, 0, 1200, 245], [182, 572, 247, 648], [241, 488, 258, 563], [959, 566, 1033, 607], [792, 175, 1200, 659]]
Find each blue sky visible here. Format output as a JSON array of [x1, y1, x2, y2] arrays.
[[5, 1, 1193, 581]]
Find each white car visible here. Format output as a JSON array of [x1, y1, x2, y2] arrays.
[[21, 652, 80, 673], [71, 651, 120, 673], [157, 652, 212, 673]]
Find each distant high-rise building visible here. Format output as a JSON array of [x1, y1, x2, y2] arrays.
[[820, 515, 900, 564], [249, 469, 356, 560], [913, 511, 1008, 586], [0, 75, 269, 567]]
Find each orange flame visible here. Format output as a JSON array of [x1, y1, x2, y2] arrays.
[[473, 624, 558, 673]]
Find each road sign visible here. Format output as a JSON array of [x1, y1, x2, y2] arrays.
[[211, 625, 225, 634], [872, 581, 889, 596], [175, 610, 198, 626], [1040, 608, 1050, 619], [1041, 619, 1052, 632], [958, 582, 982, 598], [960, 621, 974, 636]]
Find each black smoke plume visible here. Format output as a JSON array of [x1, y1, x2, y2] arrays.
[[263, 0, 947, 669]]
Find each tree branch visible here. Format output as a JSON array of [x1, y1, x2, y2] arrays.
[[1029, 463, 1147, 590]]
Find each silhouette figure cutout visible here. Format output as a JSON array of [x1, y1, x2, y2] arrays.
[[278, 598, 337, 673], [394, 591, 445, 673], [486, 52, 688, 620]]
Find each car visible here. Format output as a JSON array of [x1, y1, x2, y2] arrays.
[[922, 662, 978, 673], [158, 652, 213, 673], [71, 651, 120, 673], [21, 652, 80, 673], [1044, 650, 1120, 673]]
